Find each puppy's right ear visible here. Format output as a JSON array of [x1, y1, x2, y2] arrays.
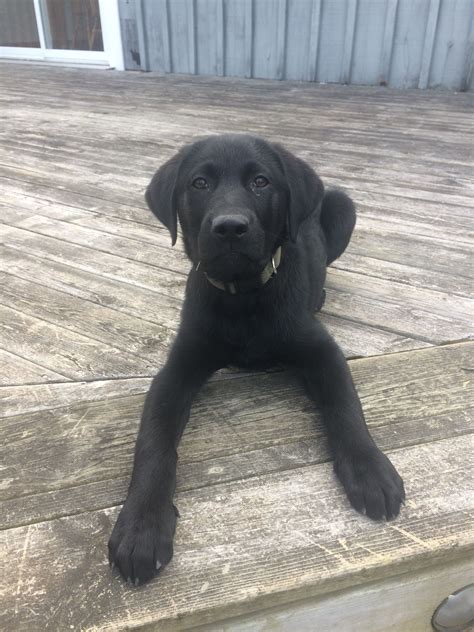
[[145, 154, 182, 246]]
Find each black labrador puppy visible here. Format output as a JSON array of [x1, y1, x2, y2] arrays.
[[109, 134, 405, 585]]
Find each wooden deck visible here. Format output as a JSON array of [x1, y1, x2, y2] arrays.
[[0, 63, 473, 631]]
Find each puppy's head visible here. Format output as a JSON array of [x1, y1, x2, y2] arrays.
[[146, 134, 324, 282]]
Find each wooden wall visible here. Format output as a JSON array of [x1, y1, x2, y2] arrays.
[[119, 0, 473, 90]]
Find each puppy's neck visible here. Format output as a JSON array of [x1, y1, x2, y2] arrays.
[[201, 246, 282, 295]]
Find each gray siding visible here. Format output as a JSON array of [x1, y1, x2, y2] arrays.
[[119, 0, 473, 90]]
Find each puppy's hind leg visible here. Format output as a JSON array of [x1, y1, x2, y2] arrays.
[[321, 190, 356, 265]]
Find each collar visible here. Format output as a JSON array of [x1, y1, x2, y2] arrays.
[[202, 246, 282, 295]]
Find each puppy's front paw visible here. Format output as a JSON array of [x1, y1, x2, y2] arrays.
[[335, 447, 405, 520], [108, 500, 177, 585]]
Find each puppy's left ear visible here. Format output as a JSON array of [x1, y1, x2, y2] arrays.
[[274, 144, 324, 242], [145, 153, 183, 246]]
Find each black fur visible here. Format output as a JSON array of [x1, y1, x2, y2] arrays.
[[108, 134, 405, 585]]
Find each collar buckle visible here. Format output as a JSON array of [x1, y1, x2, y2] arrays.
[[271, 255, 278, 276]]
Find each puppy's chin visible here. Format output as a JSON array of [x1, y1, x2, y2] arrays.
[[200, 252, 264, 283]]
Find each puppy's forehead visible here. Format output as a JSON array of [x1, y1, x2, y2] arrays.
[[184, 135, 279, 171]]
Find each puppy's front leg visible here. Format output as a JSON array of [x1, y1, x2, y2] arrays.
[[108, 334, 221, 585], [287, 321, 405, 520]]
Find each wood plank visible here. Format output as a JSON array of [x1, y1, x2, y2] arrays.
[[1, 69, 471, 133], [1, 116, 472, 206], [0, 197, 172, 248], [1, 81, 470, 134], [355, 213, 473, 249], [4, 214, 189, 278], [0, 349, 69, 386], [0, 226, 186, 302], [0, 377, 151, 418], [0, 246, 181, 332], [1, 343, 471, 526], [0, 176, 160, 228], [1, 92, 471, 163], [327, 267, 473, 325], [333, 252, 472, 298], [1, 63, 471, 113], [324, 282, 472, 345], [2, 108, 472, 190], [347, 227, 472, 279], [199, 557, 474, 631], [0, 303, 155, 381], [2, 436, 472, 630], [0, 272, 175, 361], [318, 313, 430, 358]]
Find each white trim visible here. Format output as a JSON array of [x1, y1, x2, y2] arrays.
[[43, 49, 108, 61], [0, 0, 124, 69], [0, 46, 109, 65], [33, 0, 47, 50], [0, 47, 44, 60], [99, 0, 124, 70]]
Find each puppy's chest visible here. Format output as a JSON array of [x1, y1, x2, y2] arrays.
[[218, 315, 279, 369]]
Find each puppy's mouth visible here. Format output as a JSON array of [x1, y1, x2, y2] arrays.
[[199, 249, 265, 283]]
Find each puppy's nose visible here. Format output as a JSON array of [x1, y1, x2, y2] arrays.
[[211, 215, 249, 239]]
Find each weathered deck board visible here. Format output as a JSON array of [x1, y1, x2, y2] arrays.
[[0, 63, 472, 630], [0, 272, 175, 360], [0, 349, 69, 385], [2, 342, 472, 526], [2, 437, 473, 630], [0, 303, 156, 380]]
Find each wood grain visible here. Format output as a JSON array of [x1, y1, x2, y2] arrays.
[[1, 436, 472, 630], [0, 349, 69, 385]]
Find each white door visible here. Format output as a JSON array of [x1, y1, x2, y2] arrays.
[[0, 0, 124, 69]]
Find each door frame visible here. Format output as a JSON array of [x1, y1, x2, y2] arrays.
[[0, 0, 124, 69]]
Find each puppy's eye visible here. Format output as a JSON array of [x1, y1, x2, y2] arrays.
[[254, 175, 269, 188], [192, 177, 208, 189]]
